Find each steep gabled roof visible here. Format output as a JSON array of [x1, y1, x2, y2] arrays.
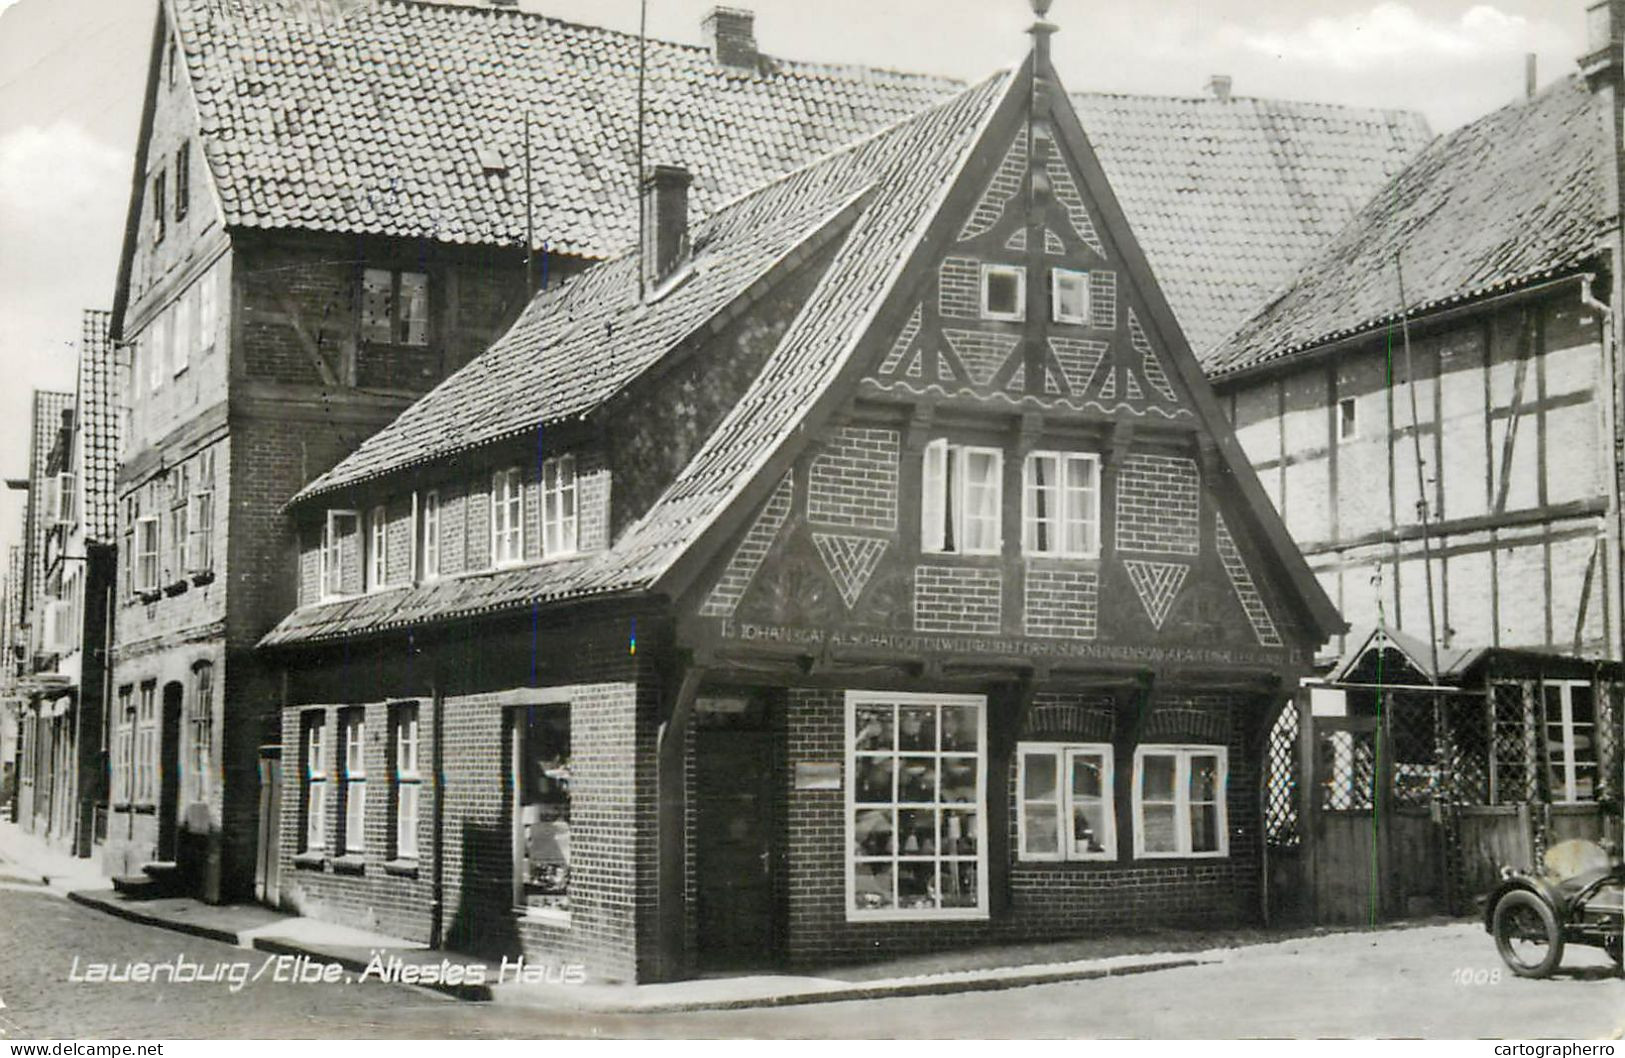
[[76, 311, 121, 545], [262, 70, 1017, 647], [164, 0, 959, 258], [1209, 74, 1605, 378], [1072, 92, 1432, 357]]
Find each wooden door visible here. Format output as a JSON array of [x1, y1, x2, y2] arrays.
[[1308, 716, 1385, 925], [695, 728, 778, 970], [255, 746, 283, 906], [158, 683, 183, 861]]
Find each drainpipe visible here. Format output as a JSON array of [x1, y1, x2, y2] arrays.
[[1580, 273, 1625, 663]]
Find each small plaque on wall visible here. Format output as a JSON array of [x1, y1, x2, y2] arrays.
[[795, 761, 842, 791]]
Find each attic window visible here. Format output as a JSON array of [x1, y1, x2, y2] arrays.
[[166, 36, 178, 90], [980, 264, 1025, 322], [476, 146, 509, 175]]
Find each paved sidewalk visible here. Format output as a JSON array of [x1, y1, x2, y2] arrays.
[[0, 819, 106, 892]]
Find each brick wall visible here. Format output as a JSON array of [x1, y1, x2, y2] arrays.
[[807, 427, 899, 532], [780, 686, 1261, 969], [1114, 453, 1199, 555], [913, 564, 1002, 634], [938, 257, 981, 321], [1022, 564, 1098, 639]]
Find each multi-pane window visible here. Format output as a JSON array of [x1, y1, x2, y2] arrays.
[[419, 490, 441, 581], [921, 440, 1001, 555], [187, 479, 213, 574], [135, 515, 160, 592], [1543, 681, 1598, 802], [148, 313, 167, 393], [114, 686, 133, 803], [166, 503, 186, 584], [1133, 745, 1228, 858], [303, 713, 327, 852], [321, 510, 359, 599], [980, 263, 1025, 321], [392, 703, 420, 860], [198, 267, 217, 354], [360, 268, 429, 346], [1018, 744, 1115, 861], [368, 504, 388, 590], [1051, 268, 1089, 324], [189, 662, 213, 803], [513, 703, 571, 914], [541, 456, 577, 558], [151, 170, 166, 245], [172, 288, 191, 376], [1022, 452, 1100, 557], [491, 467, 525, 565], [174, 142, 190, 222], [135, 682, 157, 805], [848, 692, 986, 920], [339, 710, 366, 855], [54, 472, 76, 526]]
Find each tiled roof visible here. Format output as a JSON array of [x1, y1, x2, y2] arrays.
[[1209, 74, 1604, 377], [171, 0, 960, 258], [76, 311, 120, 545], [262, 70, 1015, 647], [1071, 91, 1432, 357]]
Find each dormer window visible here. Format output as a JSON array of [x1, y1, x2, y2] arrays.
[[361, 268, 429, 346], [322, 510, 360, 600], [368, 504, 388, 590], [491, 467, 525, 566], [541, 455, 577, 558], [980, 264, 1025, 322]]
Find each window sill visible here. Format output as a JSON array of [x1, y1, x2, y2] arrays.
[[1021, 551, 1102, 563], [516, 906, 571, 928], [136, 590, 162, 605], [293, 852, 327, 870], [1133, 851, 1230, 862], [131, 803, 157, 815], [162, 579, 189, 598], [332, 854, 367, 875], [190, 570, 215, 587], [846, 908, 989, 924], [383, 858, 419, 878], [1015, 855, 1119, 867]]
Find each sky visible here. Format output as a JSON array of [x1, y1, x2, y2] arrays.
[[0, 0, 1590, 568]]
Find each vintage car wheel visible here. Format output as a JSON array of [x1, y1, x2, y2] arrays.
[[1493, 890, 1565, 978]]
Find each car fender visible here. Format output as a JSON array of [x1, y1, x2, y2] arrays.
[[1482, 874, 1564, 933]]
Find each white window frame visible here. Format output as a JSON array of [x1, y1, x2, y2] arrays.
[[368, 504, 389, 591], [1017, 743, 1116, 862], [304, 714, 327, 853], [134, 515, 160, 592], [979, 263, 1026, 322], [845, 690, 989, 923], [1542, 680, 1598, 803], [541, 455, 578, 559], [1132, 745, 1229, 860], [1051, 268, 1090, 325], [1337, 396, 1359, 443], [921, 440, 1003, 556], [321, 510, 359, 601], [135, 683, 157, 805], [340, 710, 366, 855], [419, 490, 441, 582], [114, 687, 134, 804], [393, 703, 420, 860], [361, 267, 430, 347], [1021, 451, 1101, 559], [186, 488, 213, 573], [189, 662, 213, 804], [491, 467, 525, 567], [54, 472, 77, 526]]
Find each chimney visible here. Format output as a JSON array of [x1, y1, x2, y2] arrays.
[[641, 165, 692, 292], [703, 7, 758, 73], [1583, 0, 1624, 86], [1525, 53, 1538, 99], [1206, 74, 1233, 102]]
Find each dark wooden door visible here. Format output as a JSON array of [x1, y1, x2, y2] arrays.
[[695, 729, 778, 970], [158, 682, 183, 861], [1308, 715, 1385, 925]]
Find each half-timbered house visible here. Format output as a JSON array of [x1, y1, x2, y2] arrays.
[[260, 15, 1343, 983]]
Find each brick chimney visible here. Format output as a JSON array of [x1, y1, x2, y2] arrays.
[[1206, 74, 1233, 102], [641, 165, 692, 293], [703, 7, 759, 73]]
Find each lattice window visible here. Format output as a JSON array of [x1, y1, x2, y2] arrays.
[[1263, 704, 1300, 848], [1387, 691, 1441, 810], [1489, 681, 1535, 804]]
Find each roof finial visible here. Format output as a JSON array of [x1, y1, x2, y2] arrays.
[[1028, 0, 1057, 65]]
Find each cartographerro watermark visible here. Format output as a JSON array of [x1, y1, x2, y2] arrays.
[[66, 953, 585, 992]]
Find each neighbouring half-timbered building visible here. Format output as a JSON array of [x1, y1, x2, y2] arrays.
[[260, 19, 1343, 983]]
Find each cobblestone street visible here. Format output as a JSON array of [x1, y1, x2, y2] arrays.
[[2, 881, 1620, 1039]]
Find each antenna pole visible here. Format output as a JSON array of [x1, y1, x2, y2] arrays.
[[524, 110, 535, 296], [636, 0, 648, 301], [1396, 255, 1442, 680]]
